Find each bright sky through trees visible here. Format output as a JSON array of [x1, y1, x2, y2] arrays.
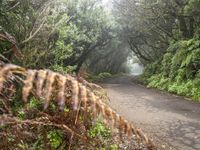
[[102, 0, 112, 10]]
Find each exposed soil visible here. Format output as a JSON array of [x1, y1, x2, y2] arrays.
[[101, 75, 200, 150]]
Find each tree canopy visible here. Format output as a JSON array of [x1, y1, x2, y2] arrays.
[[0, 0, 200, 149], [114, 0, 200, 64], [0, 0, 129, 74]]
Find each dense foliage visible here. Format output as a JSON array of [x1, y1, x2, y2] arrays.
[[0, 0, 200, 148], [0, 1, 157, 149], [114, 0, 200, 101], [0, 0, 129, 74], [142, 39, 200, 101], [114, 0, 200, 64]]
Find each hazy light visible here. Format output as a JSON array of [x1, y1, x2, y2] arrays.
[[127, 56, 144, 75], [102, 0, 113, 10], [130, 63, 144, 75]]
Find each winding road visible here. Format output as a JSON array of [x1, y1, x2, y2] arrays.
[[102, 75, 200, 150]]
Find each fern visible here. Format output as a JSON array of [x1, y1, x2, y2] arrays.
[[143, 39, 200, 101], [0, 63, 156, 150]]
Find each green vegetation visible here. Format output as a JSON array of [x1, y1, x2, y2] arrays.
[[114, 0, 200, 101], [141, 39, 200, 101], [89, 72, 113, 82], [89, 122, 111, 139], [89, 122, 120, 150], [0, 1, 134, 148], [0, 0, 129, 75], [1, 0, 200, 149], [47, 130, 63, 149]]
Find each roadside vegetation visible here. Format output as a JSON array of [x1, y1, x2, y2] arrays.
[[142, 39, 200, 101], [114, 0, 200, 101], [0, 0, 129, 75], [0, 63, 155, 149], [0, 0, 154, 149], [88, 72, 113, 82], [1, 0, 200, 149]]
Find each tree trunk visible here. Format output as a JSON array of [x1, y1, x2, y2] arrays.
[[178, 16, 189, 38], [189, 17, 194, 38]]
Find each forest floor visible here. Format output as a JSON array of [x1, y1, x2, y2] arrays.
[[101, 75, 200, 150]]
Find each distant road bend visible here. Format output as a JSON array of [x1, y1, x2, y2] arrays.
[[102, 75, 200, 150]]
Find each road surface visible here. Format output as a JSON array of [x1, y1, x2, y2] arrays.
[[102, 75, 200, 150]]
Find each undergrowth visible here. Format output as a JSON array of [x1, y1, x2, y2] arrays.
[[89, 72, 113, 82], [141, 39, 200, 101], [0, 63, 155, 150]]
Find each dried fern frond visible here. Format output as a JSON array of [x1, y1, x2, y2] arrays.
[[71, 79, 79, 110], [0, 63, 156, 150], [36, 70, 48, 97], [22, 70, 37, 102], [57, 74, 68, 110], [43, 71, 57, 109], [0, 64, 25, 92], [0, 115, 89, 143]]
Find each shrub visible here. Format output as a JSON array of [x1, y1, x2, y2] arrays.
[[89, 122, 111, 139], [89, 72, 112, 82], [142, 39, 200, 101]]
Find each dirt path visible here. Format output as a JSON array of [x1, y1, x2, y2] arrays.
[[102, 75, 200, 150]]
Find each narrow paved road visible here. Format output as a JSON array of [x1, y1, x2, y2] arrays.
[[102, 75, 200, 150]]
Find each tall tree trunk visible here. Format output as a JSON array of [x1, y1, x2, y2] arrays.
[[189, 17, 194, 38], [178, 16, 189, 38]]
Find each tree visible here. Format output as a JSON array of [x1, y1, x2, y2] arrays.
[[0, 0, 123, 74], [113, 0, 200, 65]]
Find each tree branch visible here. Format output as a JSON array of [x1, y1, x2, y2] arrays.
[[21, 19, 46, 44]]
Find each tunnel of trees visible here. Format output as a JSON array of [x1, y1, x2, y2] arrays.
[[1, 0, 199, 100], [0, 0, 200, 149]]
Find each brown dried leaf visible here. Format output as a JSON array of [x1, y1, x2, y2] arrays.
[[44, 71, 57, 109], [36, 70, 48, 97], [71, 79, 79, 110], [22, 70, 37, 102]]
